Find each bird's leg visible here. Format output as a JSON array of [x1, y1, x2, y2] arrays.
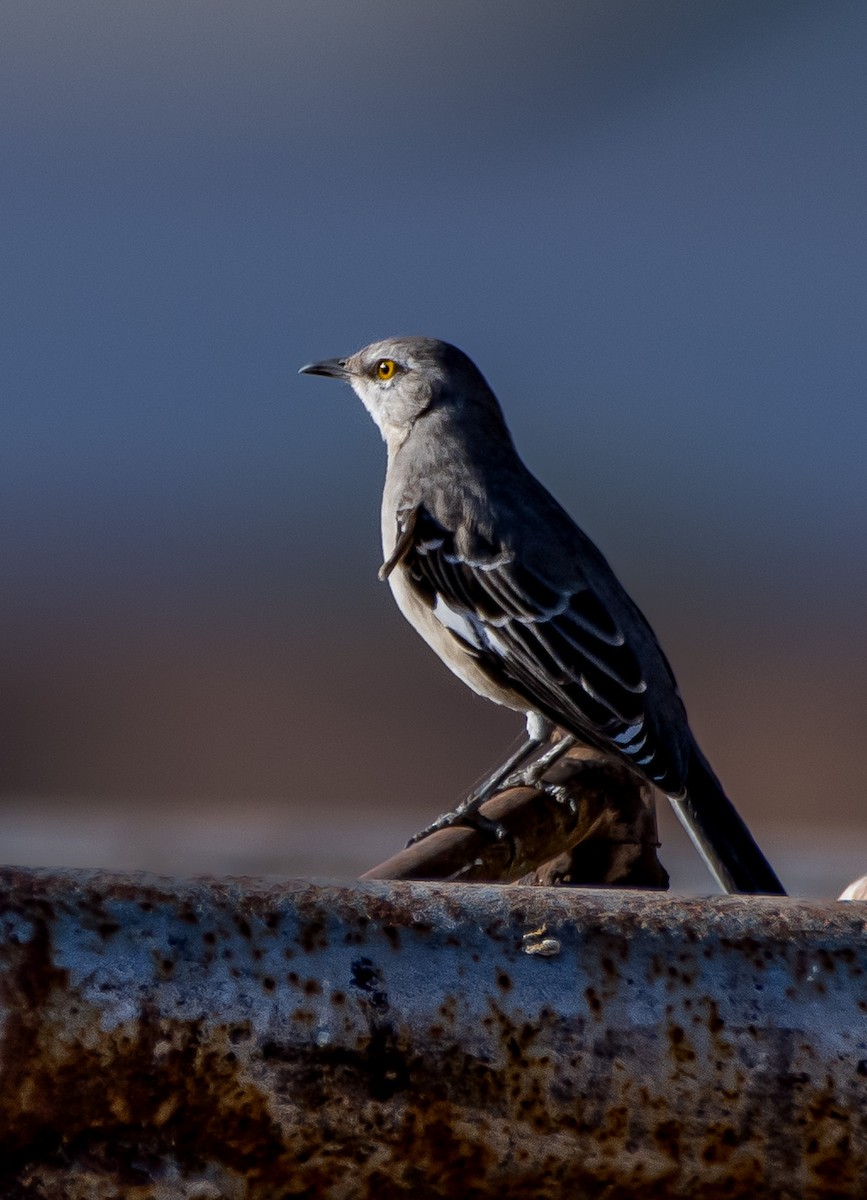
[[405, 714, 554, 847], [501, 732, 578, 790], [465, 713, 556, 807]]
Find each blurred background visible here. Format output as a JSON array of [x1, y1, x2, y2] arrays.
[[1, 1, 865, 895]]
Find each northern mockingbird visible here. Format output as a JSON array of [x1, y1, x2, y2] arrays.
[[300, 336, 785, 895]]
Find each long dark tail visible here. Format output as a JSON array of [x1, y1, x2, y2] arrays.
[[670, 749, 786, 895]]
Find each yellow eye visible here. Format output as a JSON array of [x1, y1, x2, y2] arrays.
[[377, 359, 397, 380]]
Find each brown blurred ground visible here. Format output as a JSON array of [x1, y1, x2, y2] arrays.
[[1, 595, 864, 898]]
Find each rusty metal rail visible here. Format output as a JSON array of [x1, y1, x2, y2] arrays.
[[0, 866, 865, 1197]]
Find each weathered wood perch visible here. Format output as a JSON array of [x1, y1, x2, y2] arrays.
[[362, 746, 669, 888]]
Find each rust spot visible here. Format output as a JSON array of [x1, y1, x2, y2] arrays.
[[654, 1118, 681, 1161], [667, 1023, 696, 1064], [584, 987, 602, 1017], [350, 958, 388, 1012], [706, 999, 725, 1034], [299, 917, 328, 953]]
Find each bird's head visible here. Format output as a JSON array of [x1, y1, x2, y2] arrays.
[[300, 336, 497, 447]]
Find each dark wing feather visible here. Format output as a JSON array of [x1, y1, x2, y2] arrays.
[[398, 506, 679, 789]]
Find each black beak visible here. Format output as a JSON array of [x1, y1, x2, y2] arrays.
[[298, 357, 349, 379]]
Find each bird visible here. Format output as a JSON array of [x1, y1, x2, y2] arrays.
[[300, 336, 785, 895]]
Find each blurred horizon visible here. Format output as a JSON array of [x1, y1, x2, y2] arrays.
[[2, 1, 866, 895]]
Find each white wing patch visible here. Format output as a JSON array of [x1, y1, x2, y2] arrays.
[[433, 595, 487, 650]]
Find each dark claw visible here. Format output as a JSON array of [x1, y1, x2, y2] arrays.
[[405, 807, 515, 864]]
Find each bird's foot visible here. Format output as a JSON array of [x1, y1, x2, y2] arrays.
[[406, 736, 579, 852], [499, 733, 578, 792], [405, 802, 509, 848]]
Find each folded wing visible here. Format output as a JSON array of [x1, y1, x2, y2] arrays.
[[394, 505, 682, 791]]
